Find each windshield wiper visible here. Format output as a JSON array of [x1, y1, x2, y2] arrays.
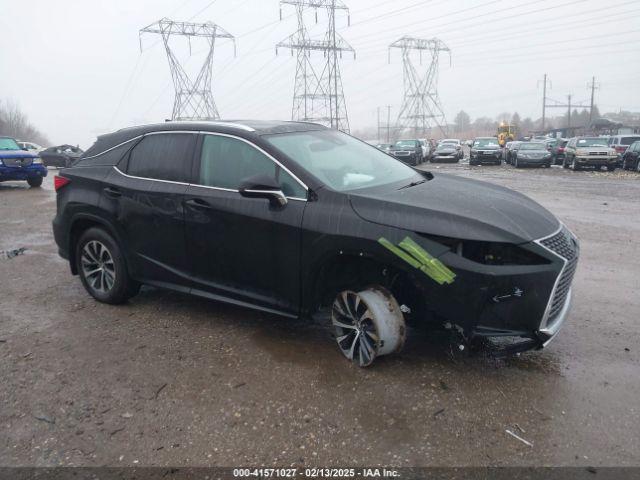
[[399, 179, 426, 190]]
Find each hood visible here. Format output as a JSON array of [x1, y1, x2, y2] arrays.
[[0, 149, 39, 159], [349, 173, 559, 244], [473, 145, 500, 151], [519, 149, 548, 156], [435, 147, 456, 154]]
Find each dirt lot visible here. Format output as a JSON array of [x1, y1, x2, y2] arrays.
[[1, 163, 639, 468]]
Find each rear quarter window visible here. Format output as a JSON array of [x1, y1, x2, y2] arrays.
[[124, 133, 194, 183], [76, 140, 138, 167]]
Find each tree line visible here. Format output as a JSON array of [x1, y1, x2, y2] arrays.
[[0, 100, 50, 146], [453, 106, 602, 138]]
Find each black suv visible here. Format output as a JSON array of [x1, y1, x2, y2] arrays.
[[53, 121, 579, 366]]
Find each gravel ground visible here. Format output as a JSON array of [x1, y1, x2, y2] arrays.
[[0, 163, 639, 468]]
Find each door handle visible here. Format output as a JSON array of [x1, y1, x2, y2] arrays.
[[184, 198, 213, 210], [103, 186, 122, 198]]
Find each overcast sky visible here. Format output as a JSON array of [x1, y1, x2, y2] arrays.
[[2, 0, 639, 147]]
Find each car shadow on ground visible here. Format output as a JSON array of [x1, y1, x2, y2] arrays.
[[127, 285, 562, 376]]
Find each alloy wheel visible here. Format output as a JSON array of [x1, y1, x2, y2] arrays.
[[81, 240, 116, 293], [332, 291, 380, 367]]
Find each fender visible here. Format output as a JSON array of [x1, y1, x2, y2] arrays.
[[67, 211, 131, 275]]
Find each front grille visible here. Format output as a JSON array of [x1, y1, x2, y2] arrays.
[[540, 227, 579, 322], [589, 152, 608, 156], [2, 157, 33, 167]]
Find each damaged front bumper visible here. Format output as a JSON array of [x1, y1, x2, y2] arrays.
[[423, 226, 579, 355]]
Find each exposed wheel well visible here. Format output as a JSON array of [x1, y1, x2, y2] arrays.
[[311, 255, 433, 325], [68, 219, 109, 275]]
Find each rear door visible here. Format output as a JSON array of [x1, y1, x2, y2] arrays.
[[184, 133, 308, 315], [101, 131, 196, 290]]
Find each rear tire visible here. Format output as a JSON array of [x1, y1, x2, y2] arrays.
[[27, 176, 43, 188], [76, 227, 140, 304]]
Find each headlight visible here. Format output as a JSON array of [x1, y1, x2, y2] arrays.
[[32, 157, 42, 164], [519, 154, 530, 159], [420, 234, 550, 266], [576, 148, 589, 156]]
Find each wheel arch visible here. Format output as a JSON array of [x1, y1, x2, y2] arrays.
[[68, 214, 126, 275], [303, 251, 431, 323]]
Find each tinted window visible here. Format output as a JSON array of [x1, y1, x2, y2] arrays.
[[79, 140, 138, 166], [199, 134, 306, 199], [621, 136, 640, 145], [126, 133, 193, 182]]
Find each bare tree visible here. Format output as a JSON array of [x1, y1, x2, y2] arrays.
[[0, 99, 50, 146]]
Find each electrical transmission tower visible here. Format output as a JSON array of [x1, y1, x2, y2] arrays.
[[389, 36, 451, 138], [140, 18, 235, 121], [277, 1, 355, 133]]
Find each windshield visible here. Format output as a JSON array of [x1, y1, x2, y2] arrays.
[[395, 140, 417, 148], [264, 130, 421, 192], [577, 138, 610, 147], [519, 143, 546, 151], [0, 137, 21, 150], [473, 138, 499, 147]]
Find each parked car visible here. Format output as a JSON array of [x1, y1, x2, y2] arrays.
[[504, 141, 521, 164], [417, 139, 430, 159], [621, 140, 640, 171], [40, 144, 84, 168], [431, 142, 461, 163], [469, 137, 502, 165], [0, 136, 48, 187], [389, 139, 424, 165], [17, 140, 45, 153], [52, 120, 579, 366], [375, 143, 393, 154], [563, 137, 618, 171], [438, 139, 463, 159], [608, 134, 640, 167], [547, 138, 568, 165], [511, 142, 552, 168]]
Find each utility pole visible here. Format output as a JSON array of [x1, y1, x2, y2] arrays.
[[541, 73, 548, 132], [542, 75, 591, 135], [139, 18, 235, 121], [588, 76, 599, 123], [386, 105, 392, 143], [377, 107, 381, 143], [277, 0, 354, 133], [389, 36, 451, 138]]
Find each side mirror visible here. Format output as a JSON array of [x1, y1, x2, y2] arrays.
[[239, 174, 287, 207]]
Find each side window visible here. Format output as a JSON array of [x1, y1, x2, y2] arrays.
[[126, 133, 193, 182], [198, 135, 307, 199]]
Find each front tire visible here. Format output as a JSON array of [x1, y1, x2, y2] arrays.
[[76, 227, 139, 304], [27, 176, 43, 188], [571, 157, 581, 171], [331, 287, 406, 367]]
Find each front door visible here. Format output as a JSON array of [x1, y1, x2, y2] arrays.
[[184, 133, 308, 316]]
